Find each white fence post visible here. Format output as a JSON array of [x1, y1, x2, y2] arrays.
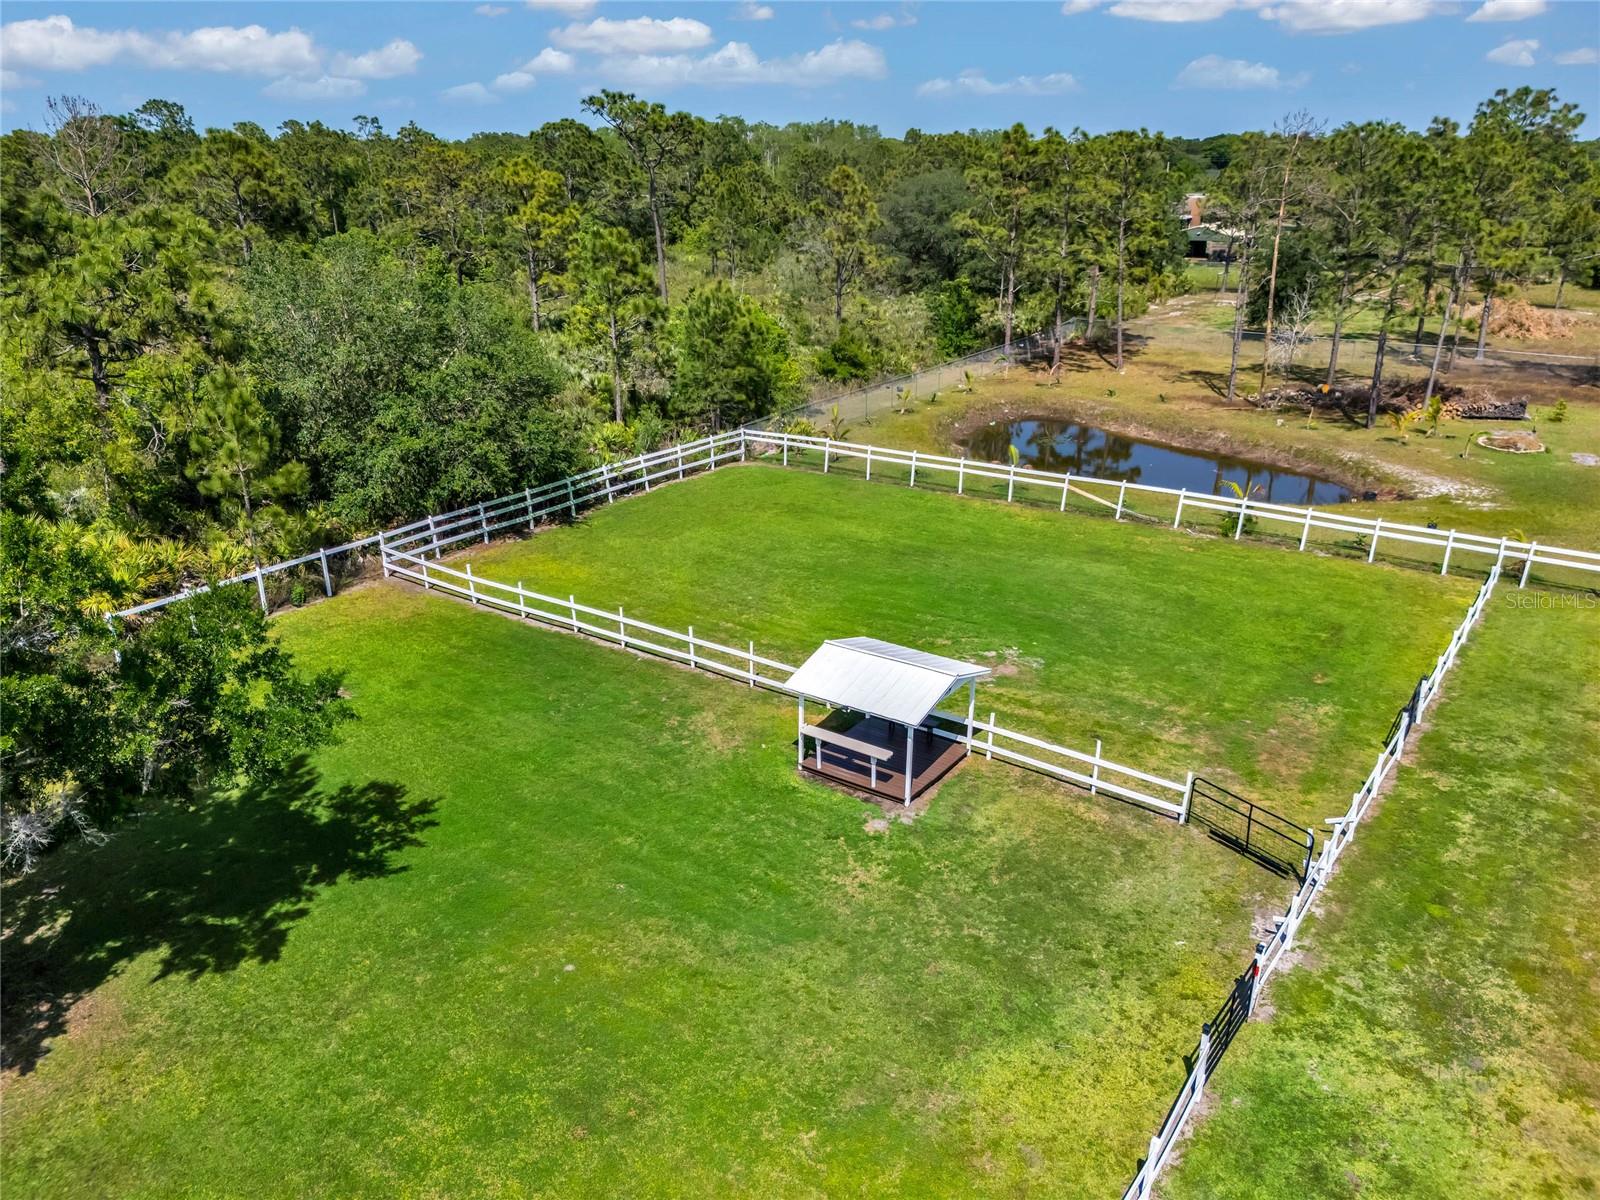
[[517, 581, 526, 617], [688, 625, 696, 670], [567, 479, 577, 517], [1299, 508, 1314, 551], [748, 641, 756, 687], [782, 437, 789, 468], [957, 458, 965, 494], [603, 462, 615, 503], [465, 563, 477, 603], [986, 712, 996, 760], [569, 594, 579, 632], [254, 567, 268, 613], [479, 502, 489, 544], [378, 530, 390, 577], [1007, 464, 1016, 503], [909, 451, 918, 487], [865, 445, 872, 481], [319, 547, 333, 596], [1115, 482, 1127, 521], [1173, 490, 1186, 529], [823, 441, 831, 473], [1520, 543, 1537, 588], [1180, 771, 1195, 824], [1196, 1024, 1211, 1094], [618, 606, 627, 648], [1090, 738, 1102, 795], [427, 515, 438, 556], [1059, 474, 1070, 512], [525, 487, 536, 531], [1440, 528, 1455, 576], [1234, 497, 1247, 540], [1367, 519, 1382, 563]]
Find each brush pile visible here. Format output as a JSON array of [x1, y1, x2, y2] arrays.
[[1249, 379, 1526, 420]]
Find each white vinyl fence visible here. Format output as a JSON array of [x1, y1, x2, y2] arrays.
[[744, 430, 1600, 587], [1119, 566, 1501, 1200], [112, 426, 1597, 623], [379, 540, 1196, 824]]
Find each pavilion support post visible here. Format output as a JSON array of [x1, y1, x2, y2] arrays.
[[796, 699, 805, 766], [965, 680, 977, 756], [904, 724, 914, 805]]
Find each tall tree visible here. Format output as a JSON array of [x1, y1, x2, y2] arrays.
[[170, 128, 301, 261], [187, 368, 308, 571], [1255, 112, 1320, 393], [670, 283, 802, 430], [1363, 127, 1438, 427], [582, 92, 701, 302], [804, 165, 882, 326], [43, 95, 139, 218], [567, 225, 662, 420], [1096, 128, 1172, 370], [955, 124, 1045, 354], [492, 157, 578, 331]]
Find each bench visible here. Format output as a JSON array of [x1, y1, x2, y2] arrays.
[[801, 722, 892, 788]]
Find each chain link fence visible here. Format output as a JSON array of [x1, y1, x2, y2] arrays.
[[749, 328, 1068, 433]]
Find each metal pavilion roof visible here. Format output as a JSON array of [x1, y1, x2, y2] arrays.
[[784, 637, 990, 727]]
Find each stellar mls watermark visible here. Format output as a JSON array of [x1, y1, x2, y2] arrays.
[[1503, 591, 1599, 610]]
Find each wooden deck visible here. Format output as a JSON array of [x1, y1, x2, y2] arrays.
[[800, 715, 969, 804]]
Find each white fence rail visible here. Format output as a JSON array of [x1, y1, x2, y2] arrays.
[[381, 544, 1195, 824], [1120, 566, 1501, 1200], [746, 430, 1600, 586], [112, 424, 1596, 623]]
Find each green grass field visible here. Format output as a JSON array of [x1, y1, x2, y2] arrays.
[[4, 584, 1279, 1199], [1167, 593, 1600, 1199], [5, 464, 1591, 1199], [468, 464, 1473, 825]]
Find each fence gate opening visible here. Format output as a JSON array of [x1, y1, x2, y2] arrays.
[[1188, 778, 1314, 882]]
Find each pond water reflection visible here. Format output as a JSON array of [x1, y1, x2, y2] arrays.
[[963, 418, 1352, 505]]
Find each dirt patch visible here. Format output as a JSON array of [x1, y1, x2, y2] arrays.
[[1573, 453, 1600, 468], [1477, 430, 1545, 454]]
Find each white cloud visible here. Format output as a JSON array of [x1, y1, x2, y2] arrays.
[[851, 7, 918, 30], [2, 66, 40, 89], [520, 46, 575, 73], [1554, 46, 1599, 65], [263, 74, 365, 100], [552, 16, 714, 54], [1485, 37, 1539, 65], [1174, 53, 1306, 89], [596, 38, 886, 89], [488, 45, 575, 90], [733, 1, 776, 18], [1068, 0, 1450, 27], [443, 81, 498, 102], [1466, 0, 1546, 20], [526, 0, 598, 14], [918, 68, 1078, 97], [1256, 1, 1448, 33], [1, 14, 323, 75], [474, 4, 510, 15], [1107, 0, 1240, 19], [331, 39, 421, 79]]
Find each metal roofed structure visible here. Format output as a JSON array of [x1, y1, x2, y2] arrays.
[[786, 638, 991, 805]]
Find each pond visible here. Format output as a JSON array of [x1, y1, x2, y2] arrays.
[[963, 418, 1353, 506]]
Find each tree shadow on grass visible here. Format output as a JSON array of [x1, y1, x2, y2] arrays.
[[1, 758, 438, 1075]]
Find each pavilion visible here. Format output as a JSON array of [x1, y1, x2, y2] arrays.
[[786, 637, 991, 805]]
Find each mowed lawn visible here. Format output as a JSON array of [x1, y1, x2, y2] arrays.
[[3, 585, 1282, 1199], [1168, 595, 1600, 1199], [470, 464, 1477, 825]]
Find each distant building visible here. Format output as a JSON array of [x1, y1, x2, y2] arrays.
[[1179, 192, 1206, 227]]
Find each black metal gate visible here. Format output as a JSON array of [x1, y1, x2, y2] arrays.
[[1189, 778, 1314, 882]]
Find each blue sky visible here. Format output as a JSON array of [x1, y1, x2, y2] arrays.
[[2, 1, 1597, 138]]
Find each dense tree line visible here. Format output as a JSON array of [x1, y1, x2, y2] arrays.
[[2, 86, 1593, 870]]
